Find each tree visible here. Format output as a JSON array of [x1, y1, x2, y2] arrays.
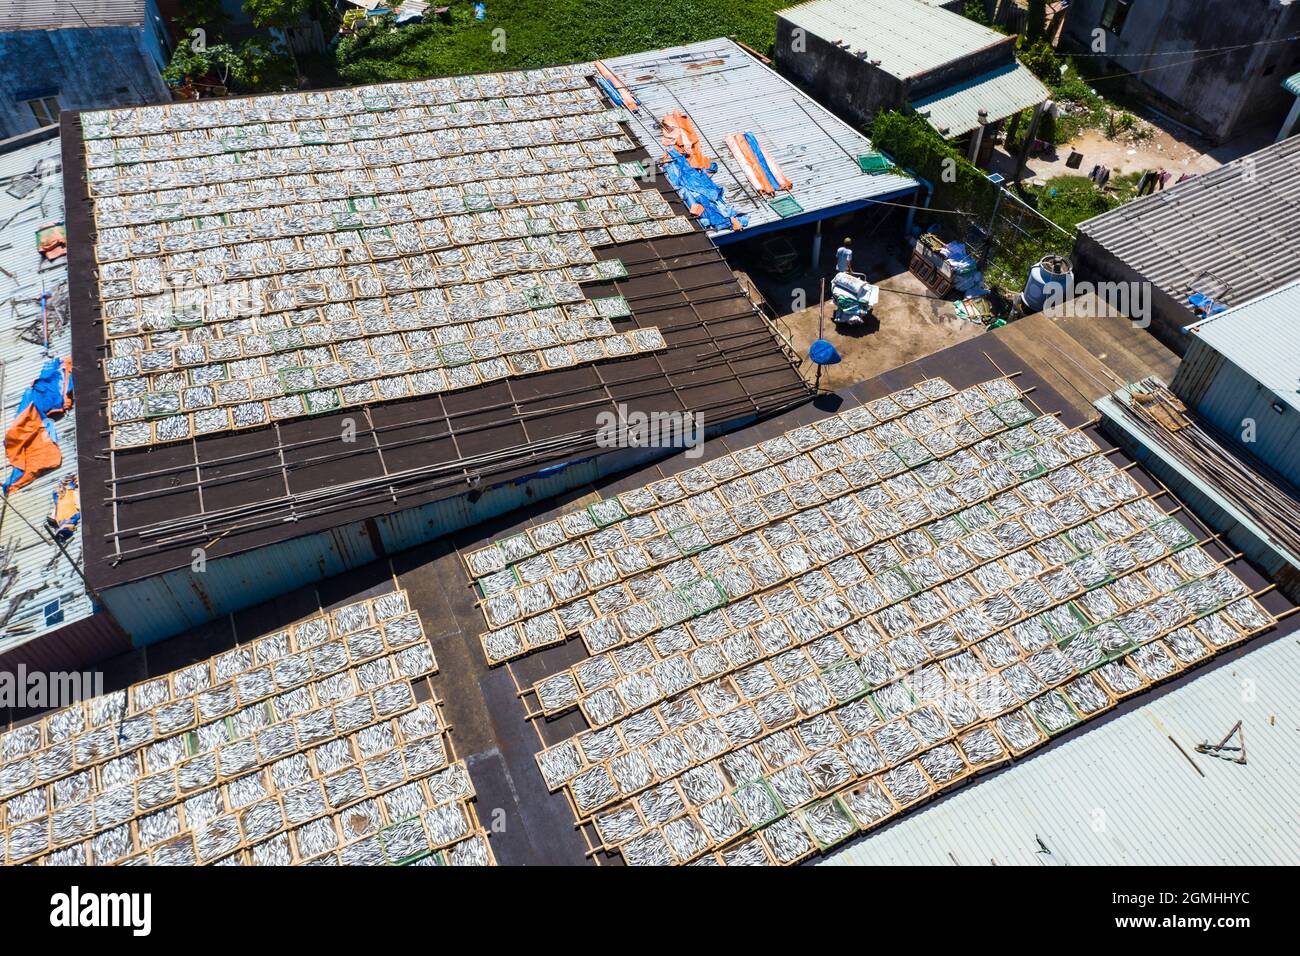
[[243, 0, 312, 31], [1026, 0, 1047, 43], [243, 0, 313, 79], [162, 38, 294, 93]]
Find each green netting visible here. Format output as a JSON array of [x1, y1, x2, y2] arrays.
[[769, 195, 803, 218], [1027, 693, 1083, 737], [143, 391, 180, 418], [596, 259, 629, 280], [593, 295, 631, 318], [1006, 449, 1046, 479], [1045, 602, 1088, 643], [277, 368, 316, 395], [735, 777, 785, 830], [823, 659, 870, 701], [992, 399, 1035, 426], [305, 388, 342, 415], [586, 498, 628, 527], [681, 575, 727, 615], [1153, 516, 1196, 551], [857, 152, 893, 174], [807, 796, 857, 849]]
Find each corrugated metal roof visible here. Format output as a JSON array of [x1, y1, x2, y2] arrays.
[[601, 38, 917, 238], [1284, 72, 1300, 98], [821, 633, 1300, 866], [1076, 135, 1300, 314], [777, 0, 1007, 80], [1184, 277, 1300, 415], [0, 129, 94, 652], [0, 1, 145, 31], [912, 61, 1049, 136]]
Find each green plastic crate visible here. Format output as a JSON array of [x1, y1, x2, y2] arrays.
[[769, 195, 804, 218], [857, 152, 893, 174]]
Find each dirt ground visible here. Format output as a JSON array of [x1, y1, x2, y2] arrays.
[[990, 117, 1277, 187], [728, 219, 989, 393]]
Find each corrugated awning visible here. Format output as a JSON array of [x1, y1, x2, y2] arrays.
[[1284, 71, 1300, 97], [911, 62, 1049, 138]]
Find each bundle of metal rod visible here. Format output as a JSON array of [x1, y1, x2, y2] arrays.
[[1114, 380, 1300, 557]]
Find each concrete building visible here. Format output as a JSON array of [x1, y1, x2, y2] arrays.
[[1172, 280, 1300, 490], [1072, 135, 1300, 355], [0, 0, 171, 138], [1060, 0, 1300, 144], [775, 0, 1048, 155]]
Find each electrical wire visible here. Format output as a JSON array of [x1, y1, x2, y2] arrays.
[[1055, 33, 1298, 58]]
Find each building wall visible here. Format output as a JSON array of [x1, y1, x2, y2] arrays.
[[0, 26, 169, 137], [94, 415, 761, 646], [906, 33, 1015, 100], [1061, 0, 1300, 142], [1070, 231, 1193, 356], [1172, 342, 1300, 490], [776, 14, 1017, 129], [775, 16, 907, 128]]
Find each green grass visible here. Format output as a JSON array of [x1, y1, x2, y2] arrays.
[[1034, 175, 1118, 232], [335, 1, 790, 84]]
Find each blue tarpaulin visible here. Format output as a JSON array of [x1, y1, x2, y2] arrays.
[[661, 148, 747, 233]]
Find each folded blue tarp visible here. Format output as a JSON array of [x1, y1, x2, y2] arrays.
[[661, 148, 747, 233]]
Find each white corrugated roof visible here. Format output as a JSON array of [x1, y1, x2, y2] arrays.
[[601, 38, 917, 238], [0, 130, 93, 650], [0, 0, 146, 31], [821, 633, 1300, 866], [912, 62, 1049, 137], [1184, 278, 1300, 414], [1077, 135, 1300, 314], [777, 0, 1008, 80]]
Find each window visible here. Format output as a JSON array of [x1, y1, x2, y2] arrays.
[[1100, 0, 1132, 35], [24, 95, 61, 127]]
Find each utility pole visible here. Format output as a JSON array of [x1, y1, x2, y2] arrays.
[[968, 109, 989, 165], [978, 173, 1006, 270], [1013, 98, 1052, 185]]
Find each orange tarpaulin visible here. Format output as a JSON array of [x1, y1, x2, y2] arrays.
[[724, 133, 792, 195], [660, 112, 713, 171], [3, 404, 61, 493]]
